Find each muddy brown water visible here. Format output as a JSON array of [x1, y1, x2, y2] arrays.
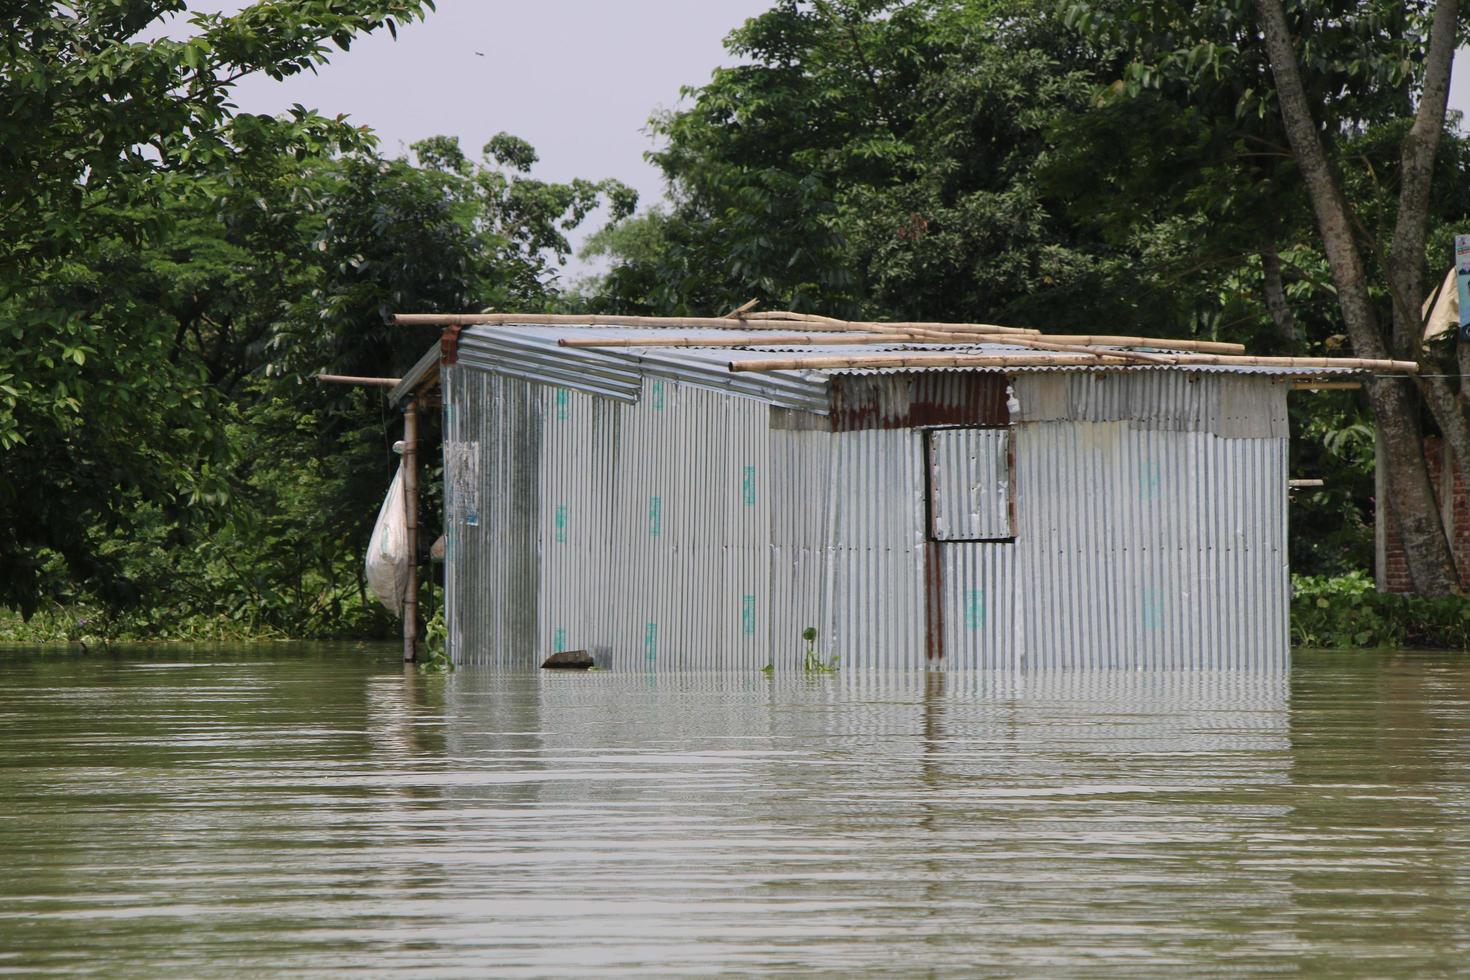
[[0, 646, 1467, 976]]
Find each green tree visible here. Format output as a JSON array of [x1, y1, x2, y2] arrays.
[[581, 0, 1470, 586], [2, 125, 635, 636], [585, 0, 1211, 333], [1066, 0, 1470, 594], [0, 1, 433, 617]]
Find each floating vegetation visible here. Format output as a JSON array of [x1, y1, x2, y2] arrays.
[[418, 609, 452, 673]]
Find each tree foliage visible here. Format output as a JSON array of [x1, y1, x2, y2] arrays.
[[0, 0, 430, 616], [585, 0, 1239, 334], [581, 0, 1470, 589], [12, 0, 1470, 631], [1063, 0, 1470, 594], [0, 1, 633, 628]]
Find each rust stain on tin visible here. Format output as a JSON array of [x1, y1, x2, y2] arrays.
[[828, 373, 1010, 431]]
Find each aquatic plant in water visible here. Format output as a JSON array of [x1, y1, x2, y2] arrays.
[[763, 627, 838, 674], [418, 608, 452, 673], [801, 626, 839, 673]]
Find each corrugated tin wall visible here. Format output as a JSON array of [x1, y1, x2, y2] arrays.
[[767, 428, 928, 671], [444, 367, 1289, 671], [448, 370, 775, 669], [592, 377, 772, 671], [442, 365, 543, 667], [937, 374, 1289, 671], [936, 423, 1289, 670]]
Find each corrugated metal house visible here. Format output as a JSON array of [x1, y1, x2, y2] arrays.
[[390, 316, 1372, 672]]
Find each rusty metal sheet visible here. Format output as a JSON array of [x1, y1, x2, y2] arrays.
[[828, 373, 1010, 431]]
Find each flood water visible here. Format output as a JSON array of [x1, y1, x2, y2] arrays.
[[0, 647, 1467, 976]]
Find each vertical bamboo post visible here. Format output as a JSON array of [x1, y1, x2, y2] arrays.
[[403, 396, 419, 663]]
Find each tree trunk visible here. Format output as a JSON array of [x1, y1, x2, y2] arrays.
[[1260, 244, 1296, 344], [1385, 0, 1459, 359], [1254, 0, 1460, 594], [1371, 376, 1459, 588]]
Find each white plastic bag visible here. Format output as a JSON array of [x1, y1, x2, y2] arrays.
[[366, 464, 410, 617]]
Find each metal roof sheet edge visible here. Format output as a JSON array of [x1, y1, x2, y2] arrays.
[[390, 321, 1374, 408]]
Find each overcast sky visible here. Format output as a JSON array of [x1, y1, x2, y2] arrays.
[[169, 1, 1470, 278], [201, 0, 772, 277]]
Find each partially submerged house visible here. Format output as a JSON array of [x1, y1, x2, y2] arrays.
[[389, 312, 1408, 671]]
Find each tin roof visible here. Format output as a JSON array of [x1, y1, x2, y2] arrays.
[[390, 322, 1369, 410]]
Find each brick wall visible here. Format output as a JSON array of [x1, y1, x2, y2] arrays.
[[1379, 436, 1470, 593]]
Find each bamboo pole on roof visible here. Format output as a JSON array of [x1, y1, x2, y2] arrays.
[[394, 312, 874, 332], [727, 351, 1418, 373], [561, 330, 1042, 348], [857, 319, 1041, 334], [560, 333, 913, 349], [561, 331, 1171, 364], [390, 311, 1042, 335], [740, 310, 850, 325], [1042, 335, 1246, 354], [721, 298, 760, 319], [998, 338, 1174, 364], [730, 354, 1143, 372], [1160, 353, 1417, 372], [910, 328, 1247, 354], [874, 323, 1249, 353], [892, 331, 1176, 364]]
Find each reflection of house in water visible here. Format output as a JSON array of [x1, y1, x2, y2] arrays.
[[428, 669, 1295, 968], [389, 313, 1393, 672], [438, 670, 1293, 796]]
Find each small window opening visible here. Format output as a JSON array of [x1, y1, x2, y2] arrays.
[[925, 427, 1014, 542]]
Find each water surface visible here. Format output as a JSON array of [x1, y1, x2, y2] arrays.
[[1, 647, 1467, 975]]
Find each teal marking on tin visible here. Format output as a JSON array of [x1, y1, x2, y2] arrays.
[[553, 627, 566, 651], [554, 504, 568, 544], [741, 594, 756, 636], [741, 465, 757, 507], [649, 496, 662, 537], [1142, 588, 1163, 631], [651, 379, 665, 411], [963, 589, 986, 631], [644, 622, 657, 663], [1139, 459, 1161, 500], [555, 388, 569, 422]]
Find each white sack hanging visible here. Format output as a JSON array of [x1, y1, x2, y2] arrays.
[[366, 455, 410, 617]]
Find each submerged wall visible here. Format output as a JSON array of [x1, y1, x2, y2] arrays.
[[441, 366, 1289, 671]]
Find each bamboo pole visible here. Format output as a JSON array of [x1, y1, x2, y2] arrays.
[[392, 311, 1041, 335], [560, 333, 913, 348], [1040, 335, 1246, 354], [1161, 353, 1417, 372], [391, 311, 1253, 355], [727, 351, 1417, 373], [721, 298, 760, 319], [563, 331, 1175, 365], [317, 374, 402, 387], [402, 397, 419, 664], [1291, 381, 1363, 390], [851, 320, 1042, 335], [950, 334, 1174, 364], [731, 320, 1244, 353], [730, 354, 1143, 372], [729, 324, 1203, 363], [739, 310, 850, 325]]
